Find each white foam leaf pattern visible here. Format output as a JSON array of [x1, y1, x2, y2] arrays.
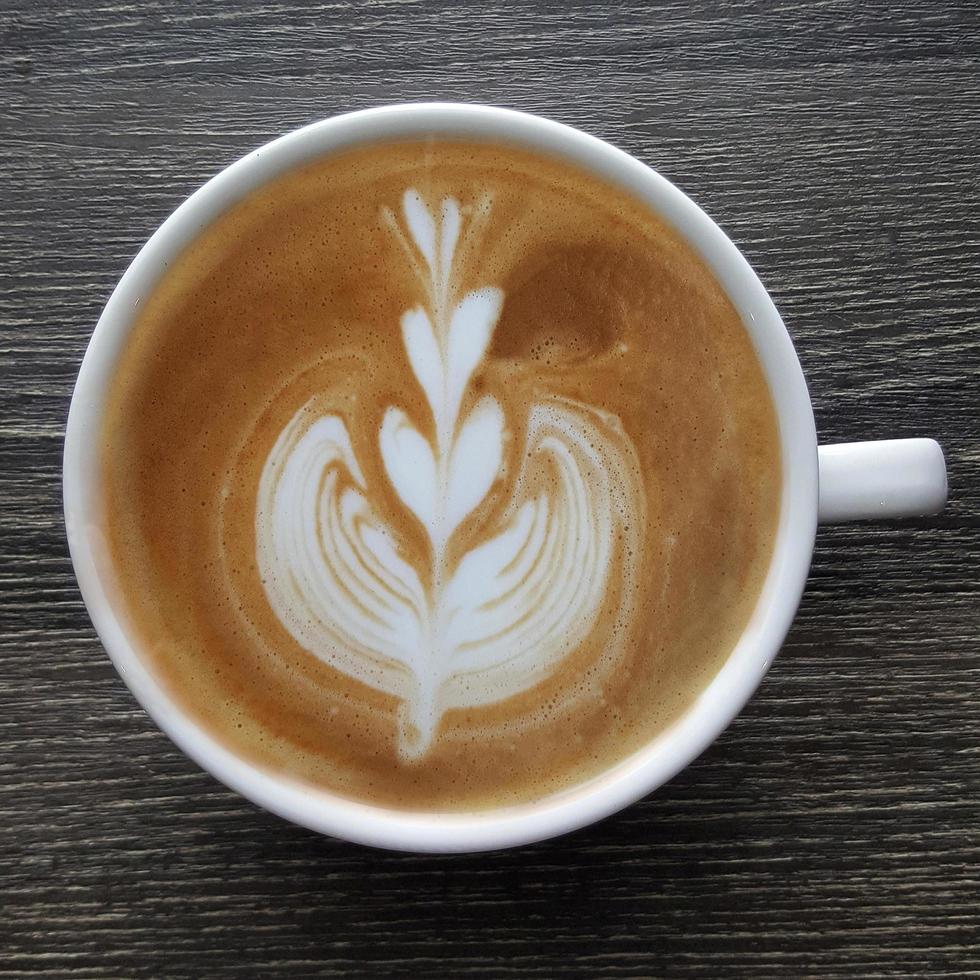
[[399, 288, 502, 452], [445, 395, 504, 539], [439, 198, 461, 286], [441, 401, 624, 686], [400, 307, 442, 422], [403, 189, 437, 272], [443, 287, 502, 439], [257, 397, 636, 759], [256, 188, 644, 760], [257, 411, 426, 683], [379, 407, 437, 534]]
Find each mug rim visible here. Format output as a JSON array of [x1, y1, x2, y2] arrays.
[[63, 102, 818, 852]]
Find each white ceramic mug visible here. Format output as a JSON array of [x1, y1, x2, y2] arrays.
[[64, 104, 947, 852]]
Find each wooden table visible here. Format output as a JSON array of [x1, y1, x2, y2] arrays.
[[2, 2, 977, 976]]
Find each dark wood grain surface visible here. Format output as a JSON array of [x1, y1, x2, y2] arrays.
[[2, 1, 978, 976]]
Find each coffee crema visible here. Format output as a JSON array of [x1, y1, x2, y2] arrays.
[[100, 140, 781, 810]]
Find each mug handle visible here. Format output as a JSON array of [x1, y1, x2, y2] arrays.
[[818, 439, 947, 522]]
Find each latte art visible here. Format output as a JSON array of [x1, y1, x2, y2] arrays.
[[101, 140, 780, 810], [256, 191, 644, 758]]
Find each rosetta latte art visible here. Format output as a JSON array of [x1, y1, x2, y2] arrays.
[[256, 190, 645, 760]]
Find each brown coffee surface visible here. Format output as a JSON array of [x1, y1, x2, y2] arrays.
[[100, 139, 781, 810]]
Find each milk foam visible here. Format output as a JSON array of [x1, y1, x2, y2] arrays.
[[104, 140, 783, 808], [256, 190, 644, 759]]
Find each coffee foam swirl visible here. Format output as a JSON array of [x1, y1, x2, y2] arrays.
[[255, 190, 644, 759], [102, 140, 782, 809]]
